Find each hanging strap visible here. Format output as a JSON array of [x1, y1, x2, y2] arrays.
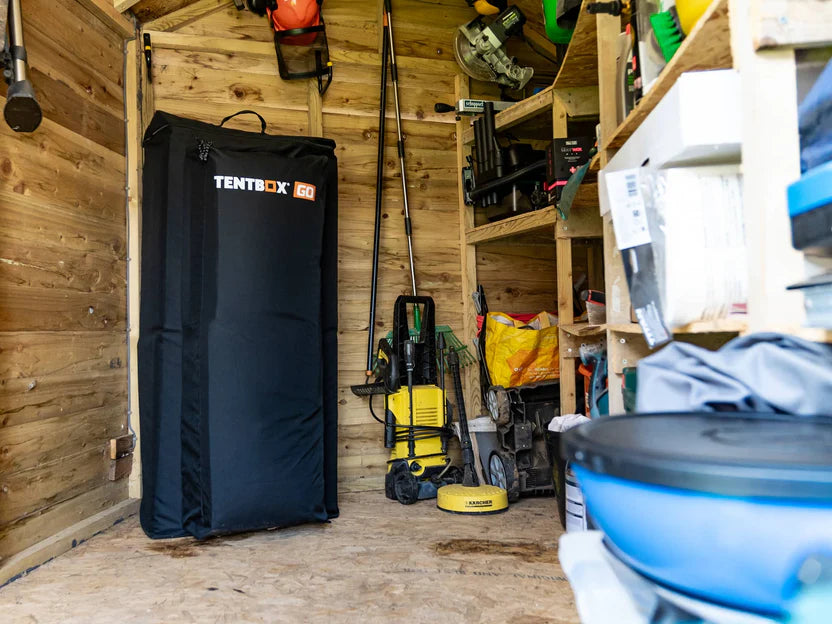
[[219, 110, 267, 134]]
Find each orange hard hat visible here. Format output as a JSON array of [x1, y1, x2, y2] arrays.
[[269, 0, 321, 31]]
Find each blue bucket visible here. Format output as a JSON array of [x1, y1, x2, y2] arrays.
[[563, 413, 832, 616]]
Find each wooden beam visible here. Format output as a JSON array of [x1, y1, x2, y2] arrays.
[[76, 0, 136, 39], [455, 74, 482, 420], [732, 0, 806, 332], [0, 499, 138, 586], [114, 0, 142, 12], [307, 81, 323, 137], [108, 455, 133, 481], [142, 30, 273, 55], [109, 435, 134, 460], [142, 0, 229, 33], [553, 0, 600, 90], [125, 38, 143, 499], [462, 86, 554, 144], [553, 86, 600, 118], [466, 207, 558, 245], [753, 0, 832, 49]]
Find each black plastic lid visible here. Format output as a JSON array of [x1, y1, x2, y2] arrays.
[[562, 413, 832, 501]]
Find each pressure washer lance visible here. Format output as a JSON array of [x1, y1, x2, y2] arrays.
[[404, 339, 416, 459]]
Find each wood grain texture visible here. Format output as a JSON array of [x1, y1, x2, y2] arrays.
[[75, 0, 136, 38], [0, 0, 128, 574], [753, 0, 832, 49], [0, 497, 136, 587]]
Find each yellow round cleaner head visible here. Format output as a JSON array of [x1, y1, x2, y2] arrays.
[[437, 483, 509, 514]]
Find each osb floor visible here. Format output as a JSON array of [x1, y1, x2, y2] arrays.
[[0, 492, 578, 624]]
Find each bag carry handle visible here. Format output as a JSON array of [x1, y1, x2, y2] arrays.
[[220, 110, 267, 134]]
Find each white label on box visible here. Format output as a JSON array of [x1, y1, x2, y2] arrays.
[[606, 168, 651, 250]]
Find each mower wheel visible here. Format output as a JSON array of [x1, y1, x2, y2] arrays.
[[394, 470, 420, 505], [486, 386, 511, 426], [488, 451, 520, 503]]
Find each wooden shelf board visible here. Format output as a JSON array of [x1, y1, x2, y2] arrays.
[[462, 86, 554, 145], [553, 0, 600, 90], [602, 0, 732, 151], [608, 317, 747, 335], [466, 206, 557, 245], [795, 328, 832, 343], [589, 152, 601, 173], [560, 322, 607, 337]]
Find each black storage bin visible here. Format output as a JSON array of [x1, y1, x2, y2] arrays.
[[138, 110, 339, 539]]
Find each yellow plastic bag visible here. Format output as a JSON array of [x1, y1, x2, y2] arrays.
[[484, 311, 559, 388]]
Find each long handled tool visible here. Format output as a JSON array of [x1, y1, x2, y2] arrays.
[[382, 0, 418, 300], [365, 6, 390, 375], [436, 342, 508, 514], [2, 0, 42, 132]]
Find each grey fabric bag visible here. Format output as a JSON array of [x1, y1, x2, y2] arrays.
[[636, 333, 832, 414]]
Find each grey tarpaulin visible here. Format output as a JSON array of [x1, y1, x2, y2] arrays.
[[636, 333, 832, 414]]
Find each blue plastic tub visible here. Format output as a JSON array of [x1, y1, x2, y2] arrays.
[[563, 413, 832, 617]]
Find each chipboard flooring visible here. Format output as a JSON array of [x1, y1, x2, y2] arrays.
[[0, 492, 578, 623]]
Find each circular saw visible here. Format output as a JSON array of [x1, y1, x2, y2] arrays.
[[453, 6, 534, 90]]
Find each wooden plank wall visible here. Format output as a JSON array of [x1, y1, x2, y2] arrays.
[[143, 0, 559, 493], [0, 1, 129, 571]]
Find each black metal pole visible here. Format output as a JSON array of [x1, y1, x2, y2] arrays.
[[365, 9, 391, 376], [449, 349, 478, 487], [4, 0, 42, 133]]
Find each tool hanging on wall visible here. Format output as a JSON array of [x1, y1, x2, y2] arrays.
[[364, 0, 390, 376], [247, 0, 333, 94], [454, 6, 533, 91], [378, 0, 473, 366], [2, 0, 41, 132]]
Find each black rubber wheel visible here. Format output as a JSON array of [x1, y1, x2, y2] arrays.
[[384, 470, 397, 501], [488, 451, 520, 503], [394, 470, 420, 505], [486, 386, 511, 426]]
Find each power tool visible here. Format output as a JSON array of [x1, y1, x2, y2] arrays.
[[351, 296, 460, 505], [453, 5, 533, 90]]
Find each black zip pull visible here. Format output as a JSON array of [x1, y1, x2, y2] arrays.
[[197, 139, 213, 162]]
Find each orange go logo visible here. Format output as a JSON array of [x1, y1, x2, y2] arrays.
[[293, 182, 317, 201]]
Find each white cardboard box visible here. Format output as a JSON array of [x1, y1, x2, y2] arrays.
[[600, 69, 741, 217]]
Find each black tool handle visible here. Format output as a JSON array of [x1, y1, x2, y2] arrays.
[[449, 349, 478, 487], [220, 110, 267, 134]]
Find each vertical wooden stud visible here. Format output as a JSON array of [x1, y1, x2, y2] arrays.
[[553, 93, 578, 415], [455, 74, 481, 419], [126, 38, 143, 499], [307, 81, 323, 137], [731, 0, 805, 332]]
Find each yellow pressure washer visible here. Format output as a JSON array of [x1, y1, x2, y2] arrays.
[[352, 296, 461, 504]]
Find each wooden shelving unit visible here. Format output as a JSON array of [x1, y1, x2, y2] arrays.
[[466, 206, 558, 244], [593, 0, 832, 414], [603, 0, 732, 150], [608, 318, 748, 335], [455, 1, 606, 418], [461, 86, 554, 145]]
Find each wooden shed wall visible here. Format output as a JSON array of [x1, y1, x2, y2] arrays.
[[0, 1, 129, 575], [141, 0, 559, 493]]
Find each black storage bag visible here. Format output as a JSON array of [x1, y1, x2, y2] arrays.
[[139, 110, 339, 539]]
